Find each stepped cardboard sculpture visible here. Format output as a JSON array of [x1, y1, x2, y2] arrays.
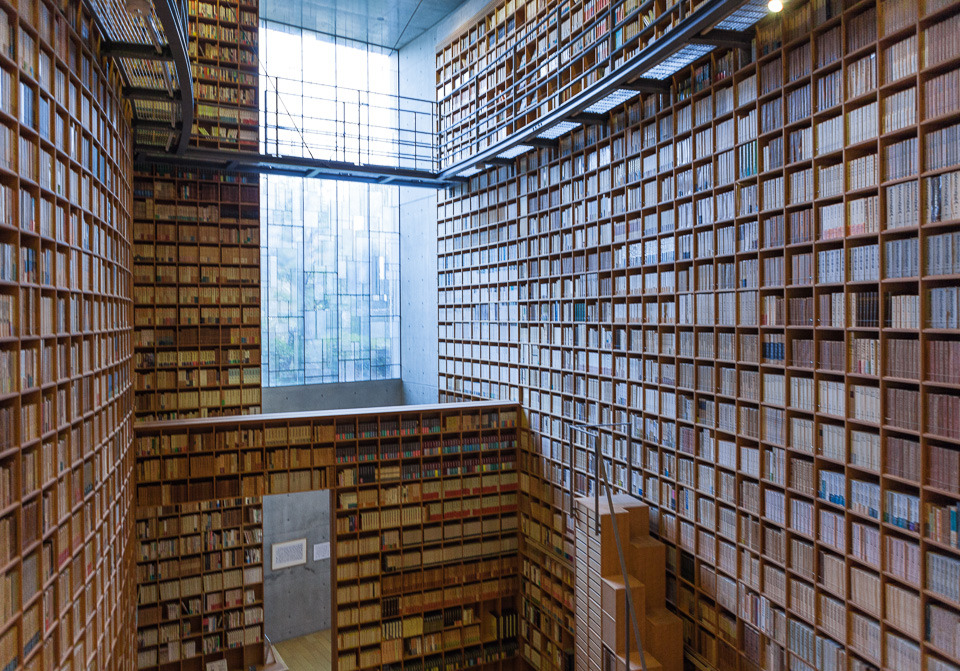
[[575, 495, 682, 671]]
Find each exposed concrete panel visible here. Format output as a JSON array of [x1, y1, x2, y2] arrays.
[[395, 3, 493, 406], [263, 490, 332, 643], [261, 379, 405, 413], [399, 187, 440, 405], [395, 0, 498, 405]]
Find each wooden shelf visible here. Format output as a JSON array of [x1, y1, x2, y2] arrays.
[[133, 0, 261, 424], [435, 0, 710, 169], [133, 403, 523, 671], [0, 0, 136, 670], [437, 0, 960, 669], [187, 0, 259, 152], [135, 497, 264, 670], [132, 166, 262, 423]]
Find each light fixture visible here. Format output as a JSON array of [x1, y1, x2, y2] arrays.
[[768, 0, 784, 12], [643, 44, 715, 80], [496, 144, 534, 160], [537, 121, 580, 140], [583, 89, 641, 114], [716, 0, 774, 29]]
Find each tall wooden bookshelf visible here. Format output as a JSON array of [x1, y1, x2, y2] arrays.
[[436, 0, 960, 670], [0, 0, 136, 669], [132, 167, 261, 422], [132, 402, 522, 671], [134, 497, 264, 670], [333, 405, 520, 671], [133, 0, 260, 423], [188, 0, 259, 151]]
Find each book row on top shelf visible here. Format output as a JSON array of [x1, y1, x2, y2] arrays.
[[186, 0, 259, 150]]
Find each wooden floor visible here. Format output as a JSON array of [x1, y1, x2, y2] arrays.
[[272, 630, 333, 671]]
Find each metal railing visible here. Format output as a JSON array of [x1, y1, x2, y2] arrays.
[[261, 73, 438, 173], [437, 0, 758, 178], [570, 421, 648, 671]]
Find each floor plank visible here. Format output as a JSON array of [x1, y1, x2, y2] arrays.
[[272, 630, 333, 671]]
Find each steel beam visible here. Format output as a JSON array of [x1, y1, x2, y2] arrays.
[[566, 113, 607, 125], [691, 28, 754, 51], [125, 87, 182, 102], [526, 137, 559, 148], [136, 149, 464, 189], [151, 0, 194, 155], [620, 78, 671, 93], [101, 40, 173, 60]]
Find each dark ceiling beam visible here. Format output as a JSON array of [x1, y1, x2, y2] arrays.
[[691, 28, 753, 51], [133, 120, 178, 132], [100, 40, 173, 60], [125, 87, 181, 102], [567, 113, 607, 125], [526, 137, 558, 148], [620, 78, 671, 93]]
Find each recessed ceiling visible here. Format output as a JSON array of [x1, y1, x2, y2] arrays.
[[260, 0, 470, 50]]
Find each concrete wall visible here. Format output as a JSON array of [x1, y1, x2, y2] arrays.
[[263, 490, 332, 642], [399, 187, 440, 405], [261, 379, 405, 412], [396, 0, 490, 405], [398, 29, 439, 406]]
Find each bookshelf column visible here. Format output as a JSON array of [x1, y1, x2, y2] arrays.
[[436, 1, 960, 670], [0, 1, 136, 669], [132, 403, 521, 671], [132, 0, 261, 423]]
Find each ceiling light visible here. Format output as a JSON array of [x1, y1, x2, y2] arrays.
[[716, 0, 773, 29], [768, 0, 783, 11], [537, 121, 580, 140], [497, 144, 533, 160], [583, 89, 640, 114], [642, 44, 715, 79], [457, 166, 482, 178]]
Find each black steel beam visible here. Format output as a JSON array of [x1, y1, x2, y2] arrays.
[[691, 28, 753, 51], [135, 149, 464, 189], [620, 78, 671, 93], [152, 0, 194, 155], [101, 40, 173, 60], [438, 0, 747, 180], [526, 137, 558, 148], [133, 121, 178, 132], [567, 113, 607, 125], [125, 86, 182, 102]]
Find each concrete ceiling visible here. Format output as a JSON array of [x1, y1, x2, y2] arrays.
[[260, 0, 469, 50]]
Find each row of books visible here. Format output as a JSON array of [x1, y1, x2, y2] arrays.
[[929, 287, 960, 329]]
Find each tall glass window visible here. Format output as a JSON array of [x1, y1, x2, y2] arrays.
[[259, 22, 401, 387]]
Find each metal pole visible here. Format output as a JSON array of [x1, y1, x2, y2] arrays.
[[570, 421, 646, 671], [594, 431, 600, 530], [568, 425, 575, 515], [601, 457, 647, 671]]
